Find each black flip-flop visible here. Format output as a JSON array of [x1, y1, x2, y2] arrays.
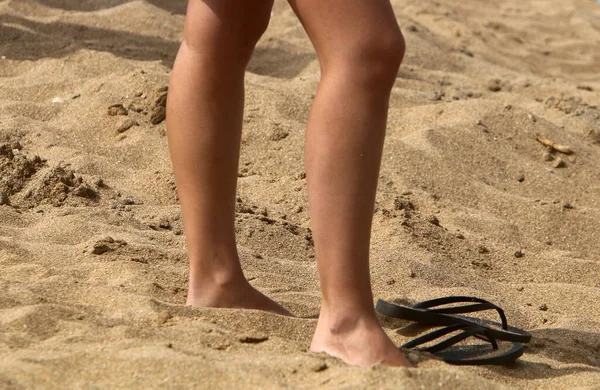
[[402, 323, 524, 366], [376, 296, 531, 344]]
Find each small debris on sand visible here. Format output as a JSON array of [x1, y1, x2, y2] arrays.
[[394, 198, 416, 219], [407, 351, 421, 365], [553, 158, 566, 168], [487, 79, 502, 92], [0, 142, 46, 204], [478, 246, 490, 254], [157, 311, 172, 325], [238, 333, 269, 344], [294, 172, 306, 180], [128, 103, 145, 113], [0, 191, 9, 205], [476, 120, 490, 132], [310, 362, 328, 372], [150, 107, 166, 125], [577, 85, 593, 92], [427, 215, 440, 226], [150, 88, 168, 125], [536, 137, 573, 154], [270, 126, 289, 141], [117, 119, 138, 133], [108, 104, 128, 116], [459, 48, 474, 57], [90, 236, 127, 255], [72, 184, 98, 199], [22, 165, 102, 207], [120, 195, 143, 205]]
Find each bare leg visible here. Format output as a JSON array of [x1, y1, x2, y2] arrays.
[[166, 0, 291, 316], [288, 0, 410, 367]]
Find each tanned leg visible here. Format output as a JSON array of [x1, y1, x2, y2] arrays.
[[166, 0, 291, 316], [288, 0, 410, 367]]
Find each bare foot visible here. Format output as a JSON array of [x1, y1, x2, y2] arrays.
[[186, 277, 293, 316], [310, 311, 412, 367]]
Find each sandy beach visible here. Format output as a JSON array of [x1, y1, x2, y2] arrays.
[[1, 0, 599, 388]]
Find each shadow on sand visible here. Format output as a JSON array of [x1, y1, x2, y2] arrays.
[[0, 12, 315, 78], [28, 0, 187, 14], [0, 14, 180, 66]]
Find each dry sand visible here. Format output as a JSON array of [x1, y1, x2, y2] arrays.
[[1, 0, 600, 388]]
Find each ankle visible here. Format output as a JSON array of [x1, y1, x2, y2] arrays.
[[188, 265, 247, 294], [186, 272, 251, 308], [187, 247, 245, 286], [318, 305, 378, 335]]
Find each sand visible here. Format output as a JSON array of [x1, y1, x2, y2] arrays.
[[1, 0, 599, 388]]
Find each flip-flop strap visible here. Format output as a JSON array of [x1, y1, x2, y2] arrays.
[[402, 324, 499, 353], [413, 296, 508, 330]]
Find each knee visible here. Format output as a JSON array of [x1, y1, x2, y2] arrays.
[[237, 8, 272, 55], [328, 29, 406, 89], [382, 29, 406, 74], [358, 29, 405, 87], [183, 0, 273, 65]]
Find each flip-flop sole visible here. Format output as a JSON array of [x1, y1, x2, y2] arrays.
[[377, 299, 532, 343], [431, 342, 524, 366]]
